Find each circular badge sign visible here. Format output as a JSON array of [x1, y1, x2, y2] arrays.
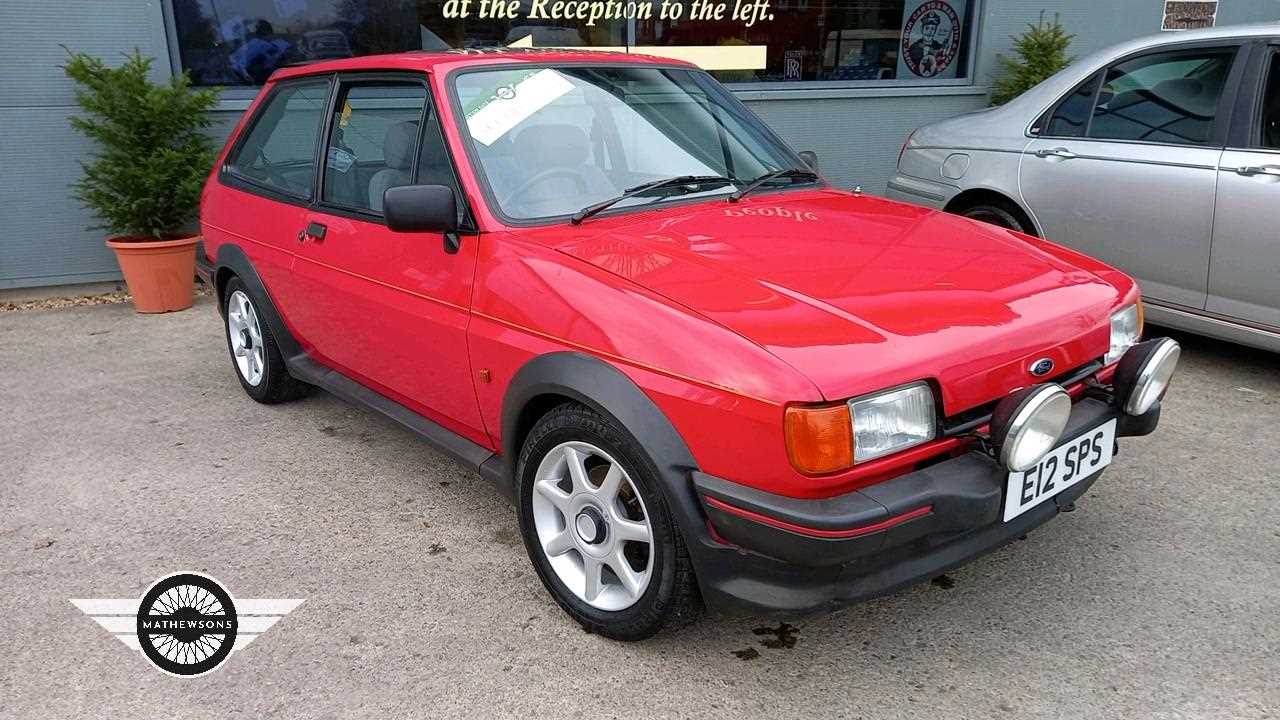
[[902, 1, 963, 78], [136, 572, 238, 677]]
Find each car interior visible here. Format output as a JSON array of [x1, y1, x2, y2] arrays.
[[456, 68, 789, 219]]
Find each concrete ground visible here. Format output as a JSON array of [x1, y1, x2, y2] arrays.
[[1, 296, 1277, 719]]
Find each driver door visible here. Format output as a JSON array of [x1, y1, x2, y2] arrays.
[[287, 75, 486, 443]]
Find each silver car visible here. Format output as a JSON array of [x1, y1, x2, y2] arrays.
[[888, 23, 1280, 353]]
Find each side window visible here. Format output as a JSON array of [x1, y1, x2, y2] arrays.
[[226, 81, 330, 198], [322, 82, 428, 213], [1043, 74, 1101, 138], [415, 102, 463, 193], [1258, 52, 1280, 149], [1087, 47, 1236, 145]]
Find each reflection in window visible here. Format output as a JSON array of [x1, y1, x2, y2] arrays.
[[225, 80, 330, 197], [454, 66, 803, 220], [172, 0, 977, 87], [1043, 74, 1100, 138], [1087, 48, 1234, 145]]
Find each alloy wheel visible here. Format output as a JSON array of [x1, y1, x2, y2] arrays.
[[227, 290, 265, 387], [530, 441, 654, 611]]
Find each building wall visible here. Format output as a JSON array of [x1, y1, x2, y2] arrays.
[[1, 0, 1277, 288], [0, 1, 171, 289]]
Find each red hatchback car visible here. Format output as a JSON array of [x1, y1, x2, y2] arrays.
[[197, 49, 1181, 640]]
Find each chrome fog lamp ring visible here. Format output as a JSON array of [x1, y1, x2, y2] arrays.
[[1114, 338, 1181, 416], [990, 384, 1073, 472]]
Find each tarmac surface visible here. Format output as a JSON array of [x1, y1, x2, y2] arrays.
[[2, 295, 1277, 718]]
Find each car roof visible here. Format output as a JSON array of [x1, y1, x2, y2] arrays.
[[269, 48, 697, 82], [1101, 21, 1280, 57]]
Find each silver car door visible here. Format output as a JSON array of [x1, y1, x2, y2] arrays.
[[1019, 44, 1242, 309], [1210, 46, 1280, 329]]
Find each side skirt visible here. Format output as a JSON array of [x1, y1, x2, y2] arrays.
[[285, 354, 502, 485]]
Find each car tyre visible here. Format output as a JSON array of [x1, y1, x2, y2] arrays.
[[222, 277, 310, 404], [516, 402, 701, 640], [958, 201, 1033, 234]]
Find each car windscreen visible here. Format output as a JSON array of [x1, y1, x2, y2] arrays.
[[451, 65, 808, 221]]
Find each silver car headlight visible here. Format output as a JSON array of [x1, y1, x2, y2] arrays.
[[1114, 338, 1181, 416], [848, 382, 937, 463], [1106, 303, 1143, 365], [990, 384, 1073, 472]]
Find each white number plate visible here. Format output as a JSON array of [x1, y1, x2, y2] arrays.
[[1003, 419, 1117, 522]]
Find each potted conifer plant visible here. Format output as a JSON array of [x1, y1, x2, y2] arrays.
[[64, 49, 218, 313]]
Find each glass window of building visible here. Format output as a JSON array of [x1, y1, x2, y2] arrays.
[[172, 0, 978, 87]]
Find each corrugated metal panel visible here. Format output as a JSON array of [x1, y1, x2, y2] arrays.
[[0, 0, 167, 109], [0, 0, 167, 288]]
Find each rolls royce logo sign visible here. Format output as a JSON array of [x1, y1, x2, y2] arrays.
[[71, 572, 304, 677]]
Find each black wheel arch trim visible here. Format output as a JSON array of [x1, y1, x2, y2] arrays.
[[498, 352, 699, 484], [498, 352, 733, 596], [211, 243, 304, 360]]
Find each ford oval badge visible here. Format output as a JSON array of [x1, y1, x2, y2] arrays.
[[1030, 358, 1055, 377]]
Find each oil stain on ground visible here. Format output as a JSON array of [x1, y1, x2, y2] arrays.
[[753, 622, 800, 649]]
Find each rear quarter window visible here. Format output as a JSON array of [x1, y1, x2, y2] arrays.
[[225, 79, 331, 199]]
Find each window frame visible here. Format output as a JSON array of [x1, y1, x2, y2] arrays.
[[316, 72, 476, 229], [162, 0, 986, 94], [1223, 40, 1280, 151], [445, 61, 822, 229], [218, 70, 476, 232], [316, 75, 433, 218], [219, 76, 335, 204], [1033, 71, 1104, 139], [1029, 38, 1249, 150]]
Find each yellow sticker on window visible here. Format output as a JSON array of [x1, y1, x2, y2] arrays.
[[339, 101, 353, 129]]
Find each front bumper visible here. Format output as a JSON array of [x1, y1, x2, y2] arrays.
[[687, 397, 1160, 615]]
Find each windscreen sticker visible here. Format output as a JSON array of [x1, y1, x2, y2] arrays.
[[464, 69, 574, 146]]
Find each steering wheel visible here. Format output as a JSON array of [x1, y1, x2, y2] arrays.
[[504, 168, 589, 209]]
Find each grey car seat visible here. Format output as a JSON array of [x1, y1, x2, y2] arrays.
[[369, 120, 419, 212]]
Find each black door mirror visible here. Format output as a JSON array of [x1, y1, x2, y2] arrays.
[[798, 150, 819, 170], [383, 184, 459, 234]]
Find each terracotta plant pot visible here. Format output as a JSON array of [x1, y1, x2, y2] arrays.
[[106, 236, 198, 313]]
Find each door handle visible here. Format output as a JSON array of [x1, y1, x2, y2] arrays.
[[302, 222, 327, 243], [1034, 147, 1077, 160], [1234, 165, 1280, 177]]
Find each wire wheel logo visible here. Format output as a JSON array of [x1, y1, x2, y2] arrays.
[[136, 573, 238, 677]]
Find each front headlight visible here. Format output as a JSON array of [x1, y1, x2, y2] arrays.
[[1106, 303, 1143, 365], [848, 383, 937, 463]]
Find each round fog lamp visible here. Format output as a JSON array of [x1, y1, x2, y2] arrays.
[[990, 384, 1072, 472], [1114, 338, 1181, 416]]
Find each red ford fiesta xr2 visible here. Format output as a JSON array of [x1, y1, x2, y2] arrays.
[[197, 49, 1180, 640]]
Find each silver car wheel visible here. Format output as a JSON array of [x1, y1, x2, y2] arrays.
[[226, 290, 265, 387], [530, 441, 654, 611]]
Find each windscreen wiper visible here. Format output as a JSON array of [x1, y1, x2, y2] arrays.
[[570, 175, 735, 225], [728, 167, 821, 203]]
